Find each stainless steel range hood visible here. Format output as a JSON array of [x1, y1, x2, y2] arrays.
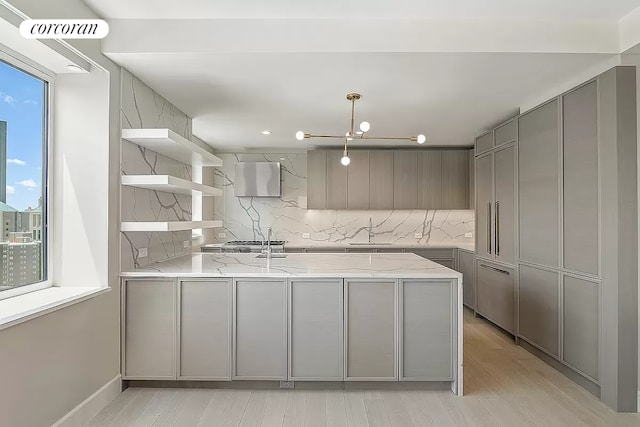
[[234, 162, 281, 197]]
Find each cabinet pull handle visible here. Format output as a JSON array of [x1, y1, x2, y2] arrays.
[[479, 264, 510, 275], [495, 201, 500, 256], [487, 202, 492, 254]]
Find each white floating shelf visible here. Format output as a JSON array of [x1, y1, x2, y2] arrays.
[[121, 220, 223, 232], [121, 128, 223, 167], [122, 175, 223, 196]]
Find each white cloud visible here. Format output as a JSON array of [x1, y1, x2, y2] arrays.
[[6, 185, 14, 195], [0, 92, 16, 106], [23, 99, 37, 105], [7, 158, 26, 166], [17, 179, 37, 188]]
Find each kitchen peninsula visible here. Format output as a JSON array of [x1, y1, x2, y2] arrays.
[[121, 252, 463, 394]]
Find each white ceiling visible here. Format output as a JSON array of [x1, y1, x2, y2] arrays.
[[84, 0, 640, 20], [110, 52, 617, 149], [83, 0, 640, 149]]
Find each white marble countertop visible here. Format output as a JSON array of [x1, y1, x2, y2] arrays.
[[202, 242, 475, 252], [121, 252, 463, 279]]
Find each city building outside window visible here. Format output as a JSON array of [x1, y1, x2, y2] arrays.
[[0, 56, 49, 299]]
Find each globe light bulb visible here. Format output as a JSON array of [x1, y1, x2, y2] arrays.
[[345, 131, 353, 141], [341, 155, 351, 166], [296, 131, 305, 141], [417, 134, 426, 144], [359, 121, 370, 132]]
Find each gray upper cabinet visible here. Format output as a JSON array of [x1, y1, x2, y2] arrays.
[[475, 153, 493, 260], [442, 150, 469, 209], [326, 150, 348, 209], [123, 279, 176, 379], [179, 280, 231, 379], [347, 151, 370, 209], [417, 151, 442, 209], [400, 280, 454, 380], [289, 279, 343, 380], [469, 150, 475, 209], [307, 150, 327, 209], [518, 265, 559, 357], [458, 250, 475, 309], [234, 279, 287, 380], [494, 120, 517, 146], [562, 81, 599, 276], [494, 145, 515, 264], [475, 131, 493, 155], [393, 151, 418, 209], [518, 100, 560, 268], [369, 150, 394, 209]]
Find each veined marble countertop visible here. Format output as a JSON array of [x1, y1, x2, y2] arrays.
[[202, 242, 475, 252], [121, 252, 463, 279]]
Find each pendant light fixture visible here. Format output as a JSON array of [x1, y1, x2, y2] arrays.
[[296, 93, 427, 165]]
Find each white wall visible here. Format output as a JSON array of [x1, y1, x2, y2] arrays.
[[0, 0, 122, 425]]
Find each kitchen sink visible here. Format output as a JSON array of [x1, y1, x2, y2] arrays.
[[255, 253, 288, 259], [348, 242, 392, 245]]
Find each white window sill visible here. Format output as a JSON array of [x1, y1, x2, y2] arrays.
[[0, 286, 109, 331]]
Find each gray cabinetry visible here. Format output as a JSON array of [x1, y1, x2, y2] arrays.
[[345, 280, 397, 380], [494, 120, 517, 146], [326, 150, 347, 209], [289, 279, 343, 380], [562, 81, 599, 276], [442, 150, 469, 209], [475, 131, 493, 155], [123, 279, 176, 379], [458, 250, 475, 309], [563, 275, 599, 381], [494, 145, 515, 264], [307, 150, 327, 209], [418, 151, 442, 209], [475, 153, 493, 260], [347, 150, 370, 209], [518, 100, 560, 268], [410, 248, 456, 269], [369, 150, 394, 209], [234, 279, 287, 379], [179, 280, 231, 379], [476, 261, 515, 333], [400, 280, 454, 380], [518, 265, 559, 357], [393, 151, 418, 209]]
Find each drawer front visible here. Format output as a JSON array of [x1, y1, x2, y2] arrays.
[[476, 261, 515, 333], [410, 248, 455, 259]]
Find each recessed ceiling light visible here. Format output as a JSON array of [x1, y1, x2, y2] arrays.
[[261, 130, 272, 135], [66, 64, 84, 72]]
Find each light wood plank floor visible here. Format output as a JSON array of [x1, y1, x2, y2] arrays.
[[89, 309, 640, 426]]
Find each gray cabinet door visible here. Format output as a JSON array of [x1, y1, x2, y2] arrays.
[[563, 81, 599, 276], [494, 120, 517, 146], [400, 280, 454, 380], [518, 265, 559, 357], [475, 131, 493, 155], [494, 145, 515, 264], [289, 280, 343, 380], [563, 275, 599, 381], [345, 280, 397, 380], [179, 280, 231, 379], [442, 150, 469, 209], [369, 150, 394, 209], [458, 250, 475, 309], [307, 150, 327, 209], [123, 279, 176, 379], [347, 150, 370, 209], [393, 151, 418, 209], [417, 150, 442, 209], [476, 261, 515, 333], [234, 279, 287, 379], [469, 150, 475, 209], [475, 153, 493, 260], [518, 100, 560, 268], [326, 150, 347, 209]]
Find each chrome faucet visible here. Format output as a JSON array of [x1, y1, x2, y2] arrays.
[[262, 227, 273, 258], [368, 217, 374, 243]]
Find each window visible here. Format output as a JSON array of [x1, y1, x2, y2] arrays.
[[0, 56, 49, 299]]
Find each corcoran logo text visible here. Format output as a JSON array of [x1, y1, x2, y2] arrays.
[[19, 19, 109, 39]]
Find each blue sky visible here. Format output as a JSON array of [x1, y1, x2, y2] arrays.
[[0, 60, 44, 211]]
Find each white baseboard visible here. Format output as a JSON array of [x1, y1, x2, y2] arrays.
[[53, 374, 122, 427]]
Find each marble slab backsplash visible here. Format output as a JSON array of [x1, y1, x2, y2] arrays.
[[120, 68, 194, 271], [212, 153, 474, 246]]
